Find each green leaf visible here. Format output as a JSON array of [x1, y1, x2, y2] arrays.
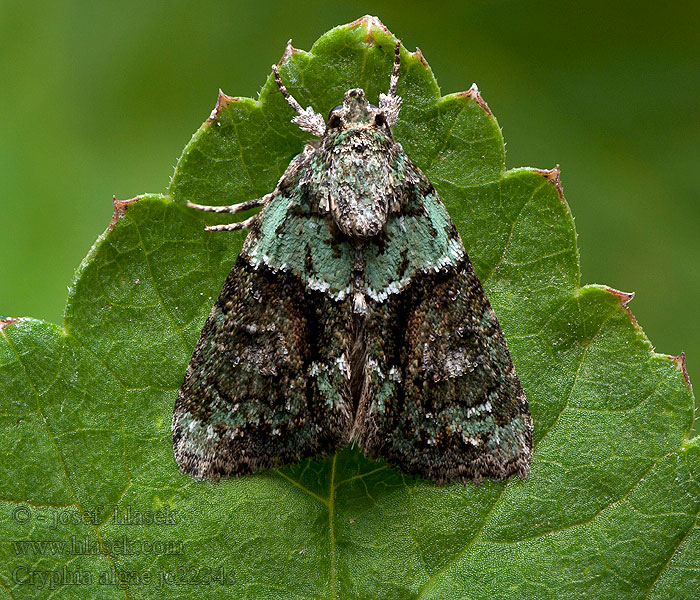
[[1, 16, 697, 600]]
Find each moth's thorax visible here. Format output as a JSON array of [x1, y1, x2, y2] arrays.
[[320, 89, 397, 239], [326, 128, 394, 238]]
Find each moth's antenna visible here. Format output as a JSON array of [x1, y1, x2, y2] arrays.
[[272, 64, 304, 116], [388, 39, 400, 98], [272, 63, 325, 137], [379, 40, 402, 127]]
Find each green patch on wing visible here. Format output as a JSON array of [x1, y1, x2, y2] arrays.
[[246, 189, 355, 299]]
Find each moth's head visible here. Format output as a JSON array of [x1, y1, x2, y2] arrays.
[[272, 40, 403, 139], [325, 89, 392, 136]]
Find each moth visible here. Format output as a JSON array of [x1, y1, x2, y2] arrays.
[[172, 41, 533, 485]]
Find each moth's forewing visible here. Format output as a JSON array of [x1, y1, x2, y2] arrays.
[[359, 171, 533, 484], [172, 255, 352, 480]]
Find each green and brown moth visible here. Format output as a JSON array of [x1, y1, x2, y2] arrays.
[[172, 40, 533, 485]]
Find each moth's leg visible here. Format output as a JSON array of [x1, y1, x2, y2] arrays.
[[205, 213, 259, 232], [188, 192, 272, 232], [187, 192, 273, 215]]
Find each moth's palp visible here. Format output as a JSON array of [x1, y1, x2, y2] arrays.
[[272, 63, 325, 137]]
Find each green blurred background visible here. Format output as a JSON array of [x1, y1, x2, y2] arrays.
[[1, 1, 699, 386]]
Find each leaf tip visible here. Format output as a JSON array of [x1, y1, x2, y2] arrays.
[[0, 316, 21, 332], [110, 195, 142, 230], [671, 352, 692, 389], [349, 15, 391, 40], [605, 286, 640, 329], [606, 286, 635, 306], [458, 83, 494, 117], [277, 39, 300, 66], [413, 46, 428, 67], [207, 89, 239, 123], [533, 164, 565, 202]]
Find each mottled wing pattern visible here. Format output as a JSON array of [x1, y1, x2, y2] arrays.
[[175, 112, 532, 484], [172, 254, 352, 479], [361, 167, 532, 484]]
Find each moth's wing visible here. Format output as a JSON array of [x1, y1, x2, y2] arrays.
[[172, 255, 352, 480], [361, 167, 532, 484], [364, 260, 532, 484]]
